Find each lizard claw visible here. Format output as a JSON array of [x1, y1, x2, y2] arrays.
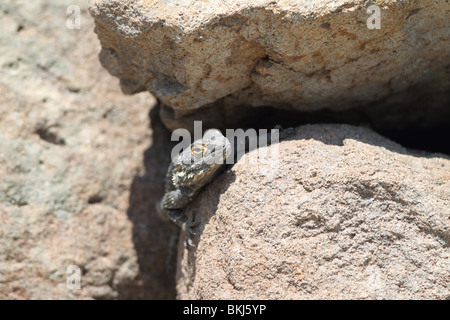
[[184, 235, 196, 248], [182, 218, 197, 248]]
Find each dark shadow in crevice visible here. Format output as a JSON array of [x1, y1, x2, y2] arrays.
[[253, 107, 450, 157], [117, 104, 179, 299], [160, 78, 450, 156], [166, 99, 450, 156]]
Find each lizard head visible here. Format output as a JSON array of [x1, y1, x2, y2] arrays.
[[174, 129, 231, 188]]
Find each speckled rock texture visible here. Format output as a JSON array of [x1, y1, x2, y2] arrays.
[[0, 0, 175, 299], [2, 0, 449, 301], [176, 124, 450, 299], [89, 0, 449, 131]]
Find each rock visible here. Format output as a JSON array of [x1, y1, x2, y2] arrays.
[[176, 124, 450, 299], [89, 0, 449, 132], [2, 0, 448, 301], [0, 0, 174, 299]]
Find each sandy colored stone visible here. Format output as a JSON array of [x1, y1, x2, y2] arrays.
[[2, 0, 449, 301], [89, 0, 449, 131], [176, 124, 450, 299], [0, 0, 174, 299]]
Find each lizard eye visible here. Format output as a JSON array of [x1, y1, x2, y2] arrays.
[[192, 144, 207, 155]]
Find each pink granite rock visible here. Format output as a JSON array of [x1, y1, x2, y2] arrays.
[[176, 124, 450, 299]]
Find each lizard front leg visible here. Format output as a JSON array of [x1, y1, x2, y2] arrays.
[[157, 188, 198, 247]]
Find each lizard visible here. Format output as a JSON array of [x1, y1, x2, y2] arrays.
[[157, 126, 295, 248], [156, 129, 232, 247]]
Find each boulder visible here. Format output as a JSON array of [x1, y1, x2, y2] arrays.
[[89, 0, 450, 132], [0, 0, 174, 299], [176, 124, 450, 299]]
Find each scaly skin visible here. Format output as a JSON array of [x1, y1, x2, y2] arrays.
[[157, 129, 231, 247], [157, 126, 294, 248]]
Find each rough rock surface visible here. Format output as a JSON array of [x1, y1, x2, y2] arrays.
[[176, 124, 450, 299], [2, 0, 449, 301], [89, 0, 449, 131], [0, 0, 175, 299]]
